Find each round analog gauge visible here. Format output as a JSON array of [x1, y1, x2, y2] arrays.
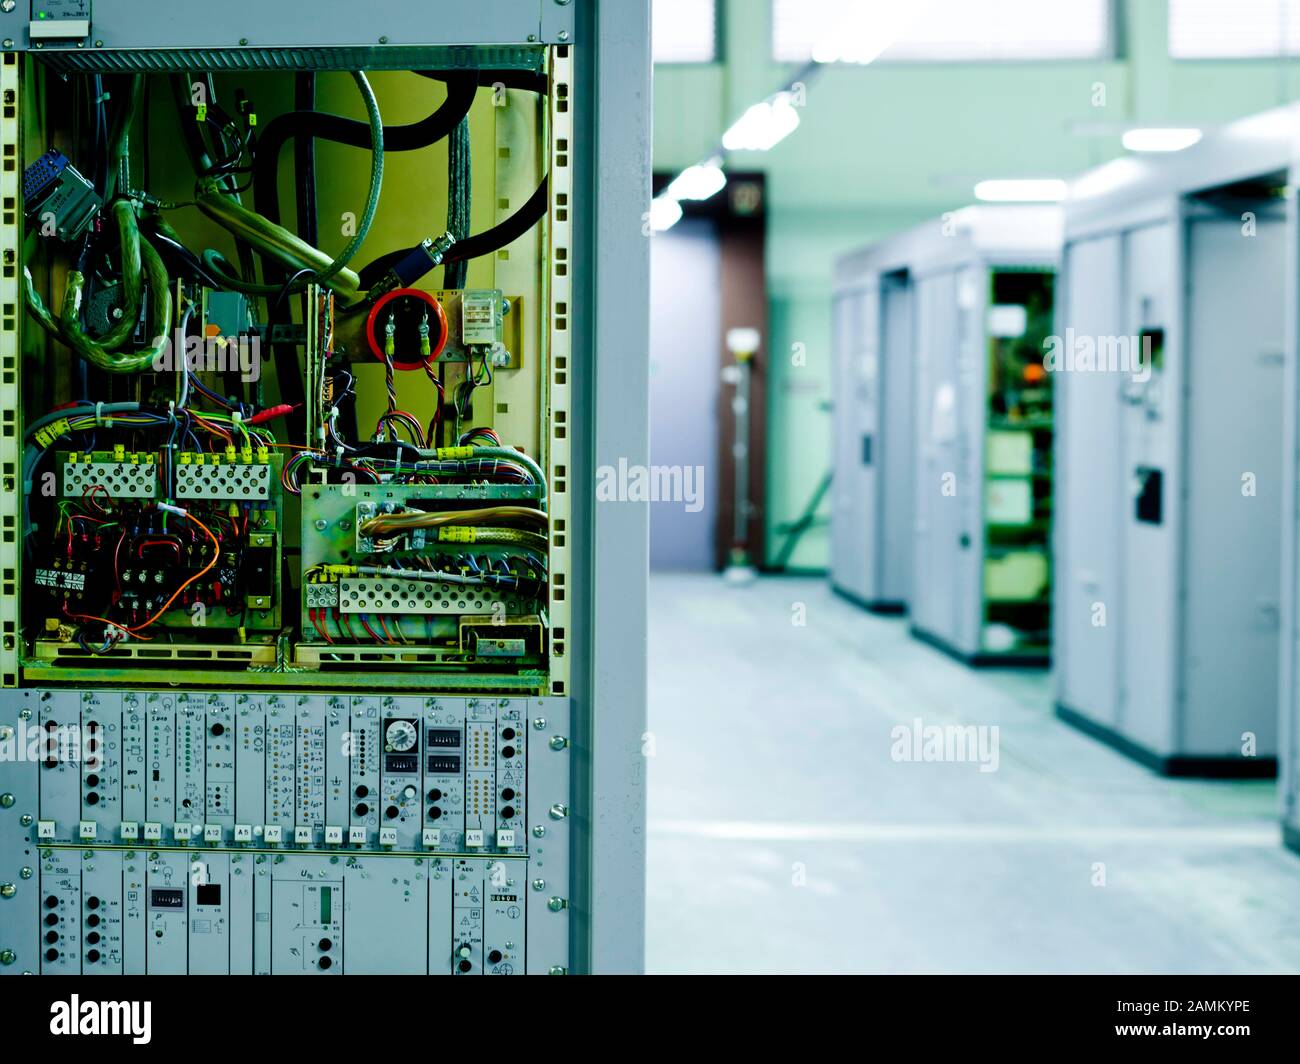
[[385, 720, 418, 752]]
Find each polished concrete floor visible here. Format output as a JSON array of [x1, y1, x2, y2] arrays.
[[646, 573, 1300, 974]]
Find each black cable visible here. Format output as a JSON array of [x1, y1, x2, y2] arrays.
[[355, 176, 550, 290], [248, 72, 476, 442], [143, 226, 226, 289], [294, 73, 320, 249], [251, 71, 484, 442], [252, 73, 479, 229]]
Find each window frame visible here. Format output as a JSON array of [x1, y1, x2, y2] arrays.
[[653, 0, 722, 67], [770, 0, 1118, 66], [1167, 0, 1300, 61]]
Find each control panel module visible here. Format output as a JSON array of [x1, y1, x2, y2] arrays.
[[0, 692, 571, 975]]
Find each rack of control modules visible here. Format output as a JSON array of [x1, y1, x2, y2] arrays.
[[0, 690, 570, 974], [0, 4, 590, 975]]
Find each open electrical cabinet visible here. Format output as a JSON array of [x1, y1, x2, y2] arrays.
[[0, 1, 651, 978], [11, 43, 571, 697]]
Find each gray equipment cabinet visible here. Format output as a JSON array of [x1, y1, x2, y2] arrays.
[[832, 207, 1061, 663], [1283, 109, 1300, 852], [0, 0, 650, 975], [1056, 106, 1293, 779]]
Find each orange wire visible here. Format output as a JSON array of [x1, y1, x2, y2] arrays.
[[127, 511, 220, 633]]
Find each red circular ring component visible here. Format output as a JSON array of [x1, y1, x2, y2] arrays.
[[365, 288, 449, 371]]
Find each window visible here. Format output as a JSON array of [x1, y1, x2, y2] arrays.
[[772, 0, 1111, 64], [653, 0, 718, 64], [1169, 0, 1300, 58]]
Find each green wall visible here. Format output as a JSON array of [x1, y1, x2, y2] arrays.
[[654, 0, 1300, 570]]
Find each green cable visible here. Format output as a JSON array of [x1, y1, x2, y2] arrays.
[[196, 70, 383, 296], [313, 71, 384, 285], [60, 235, 173, 374]]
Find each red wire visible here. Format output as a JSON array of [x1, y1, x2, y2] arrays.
[[309, 609, 329, 643], [137, 539, 182, 559], [84, 484, 111, 514], [126, 512, 220, 633], [63, 602, 153, 642]]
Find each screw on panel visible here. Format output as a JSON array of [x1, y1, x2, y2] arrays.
[[531, 878, 546, 891], [0, 792, 14, 808], [547, 896, 567, 912], [548, 803, 568, 820], [19, 867, 32, 879], [0, 950, 15, 965], [549, 735, 568, 751], [20, 814, 32, 827], [532, 825, 545, 838], [548, 965, 567, 975], [532, 717, 547, 730], [0, 2, 14, 13], [0, 883, 15, 898]]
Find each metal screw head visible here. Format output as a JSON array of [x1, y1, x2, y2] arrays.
[[2, 40, 11, 49], [548, 965, 567, 976], [0, 2, 15, 13], [531, 878, 546, 892], [0, 727, 12, 742], [558, 30, 571, 42], [19, 814, 32, 827], [547, 896, 566, 912], [548, 803, 568, 820], [19, 867, 32, 880], [19, 709, 31, 720], [532, 825, 546, 838], [0, 883, 15, 899], [379, 36, 389, 44], [549, 735, 568, 751], [0, 792, 14, 808], [532, 717, 547, 731], [0, 949, 15, 965]]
